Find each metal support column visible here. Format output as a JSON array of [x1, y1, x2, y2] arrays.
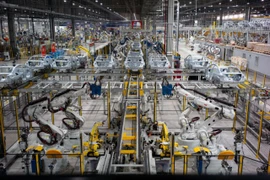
[[31, 18, 35, 35], [107, 82, 111, 128], [268, 32, 270, 45], [14, 101, 20, 140], [49, 16, 55, 41], [238, 155, 243, 175], [7, 12, 16, 58], [246, 68, 249, 81], [152, 16, 156, 41], [0, 99, 6, 158], [170, 133, 175, 174], [253, 71, 257, 83], [175, 0, 180, 52], [27, 93, 33, 131], [183, 96, 186, 110], [267, 151, 270, 175], [262, 75, 266, 87], [219, 11, 223, 26], [80, 132, 84, 175], [245, 7, 251, 21], [243, 89, 251, 143], [35, 153, 40, 175], [78, 96, 82, 116], [256, 104, 264, 158], [72, 19, 75, 37], [166, 0, 174, 67], [154, 81, 157, 122], [50, 92, 55, 125], [183, 155, 188, 175], [232, 92, 239, 132], [205, 108, 209, 119]]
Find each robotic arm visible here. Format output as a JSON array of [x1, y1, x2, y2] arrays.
[[174, 84, 235, 120], [22, 83, 89, 145], [22, 96, 67, 146]]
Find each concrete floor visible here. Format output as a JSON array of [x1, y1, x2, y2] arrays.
[[0, 41, 269, 175]]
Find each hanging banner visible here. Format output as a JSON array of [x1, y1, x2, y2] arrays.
[[41, 44, 46, 56]]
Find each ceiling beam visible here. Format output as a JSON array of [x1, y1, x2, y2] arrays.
[[0, 1, 99, 21], [81, 0, 126, 20]]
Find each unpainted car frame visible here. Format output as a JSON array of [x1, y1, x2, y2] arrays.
[[0, 64, 34, 88], [127, 48, 144, 57], [51, 55, 81, 73], [93, 55, 118, 72], [148, 53, 171, 73], [25, 54, 55, 73], [184, 55, 209, 72], [205, 63, 245, 87], [124, 55, 145, 72]]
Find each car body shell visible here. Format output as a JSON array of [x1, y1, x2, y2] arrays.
[[94, 55, 117, 72], [76, 53, 88, 68], [127, 48, 144, 57], [184, 55, 209, 71], [205, 64, 245, 86], [131, 41, 142, 50], [0, 64, 34, 88], [148, 53, 171, 73], [124, 55, 145, 72], [25, 55, 55, 72], [51, 55, 80, 72]]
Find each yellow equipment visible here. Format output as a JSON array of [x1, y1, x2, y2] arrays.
[[76, 45, 94, 61], [157, 122, 186, 157], [83, 121, 104, 157]]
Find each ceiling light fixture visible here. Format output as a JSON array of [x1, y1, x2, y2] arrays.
[[95, 0, 98, 2], [100, 3, 102, 5]]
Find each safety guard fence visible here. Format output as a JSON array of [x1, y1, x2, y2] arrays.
[[0, 153, 268, 175], [1, 92, 46, 151]]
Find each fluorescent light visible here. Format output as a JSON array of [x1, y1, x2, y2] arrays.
[[156, 9, 162, 11]]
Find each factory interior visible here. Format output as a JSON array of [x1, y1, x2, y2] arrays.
[[0, 0, 269, 176]]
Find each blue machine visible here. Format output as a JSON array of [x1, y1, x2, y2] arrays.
[[161, 77, 173, 96], [90, 84, 101, 96], [162, 84, 173, 96]]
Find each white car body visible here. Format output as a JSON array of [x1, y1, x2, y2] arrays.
[[124, 55, 145, 72], [94, 55, 117, 72], [76, 53, 88, 68], [148, 53, 171, 73], [131, 41, 142, 50], [25, 55, 55, 72], [0, 64, 34, 88], [51, 55, 80, 72], [205, 64, 245, 86], [127, 48, 144, 57], [184, 55, 209, 72]]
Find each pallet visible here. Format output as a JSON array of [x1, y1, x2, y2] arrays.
[[253, 50, 270, 55]]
